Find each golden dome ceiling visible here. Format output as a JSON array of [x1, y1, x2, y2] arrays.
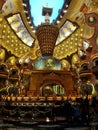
[[0, 0, 97, 61]]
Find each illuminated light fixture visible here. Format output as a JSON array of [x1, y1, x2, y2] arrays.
[[25, 57, 30, 63], [46, 117, 50, 122], [65, 4, 69, 8], [0, 18, 3, 22], [19, 58, 23, 64], [32, 30, 36, 33], [83, 40, 92, 51], [24, 11, 28, 14], [36, 6, 59, 56], [60, 15, 63, 18], [22, 3, 27, 7], [63, 9, 67, 13], [57, 20, 60, 24], [30, 26, 34, 29], [27, 16, 30, 20], [28, 21, 32, 24], [83, 40, 89, 50]]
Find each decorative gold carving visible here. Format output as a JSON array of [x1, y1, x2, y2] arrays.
[[36, 24, 59, 56], [54, 28, 83, 59]]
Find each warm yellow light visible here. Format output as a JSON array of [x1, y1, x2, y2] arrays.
[[4, 25, 7, 28], [75, 33, 78, 36], [15, 48, 18, 51], [81, 28, 83, 32], [11, 40, 14, 43], [7, 35, 10, 38], [3, 30, 5, 33], [8, 31, 10, 34], [2, 35, 5, 39], [7, 40, 9, 43], [15, 40, 18, 42], [46, 117, 50, 122], [0, 18, 3, 22], [75, 43, 77, 45]]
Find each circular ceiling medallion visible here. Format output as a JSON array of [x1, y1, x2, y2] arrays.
[[88, 16, 96, 23], [85, 13, 98, 27]]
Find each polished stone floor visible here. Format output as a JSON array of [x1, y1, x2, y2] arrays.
[[0, 126, 91, 130], [0, 120, 98, 130], [0, 123, 92, 130]]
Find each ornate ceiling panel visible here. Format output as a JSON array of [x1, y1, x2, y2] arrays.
[[0, 0, 97, 60]]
